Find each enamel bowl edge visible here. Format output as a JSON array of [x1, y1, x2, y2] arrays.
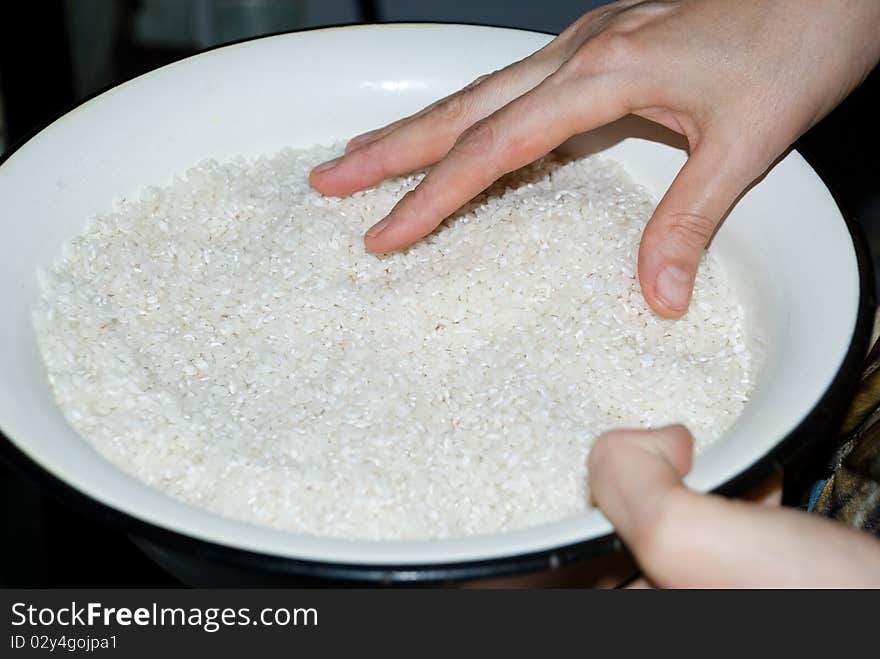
[[0, 23, 871, 583]]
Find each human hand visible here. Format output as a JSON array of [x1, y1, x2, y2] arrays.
[[310, 0, 880, 318], [588, 425, 880, 587]]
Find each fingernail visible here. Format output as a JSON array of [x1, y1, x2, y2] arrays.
[[366, 215, 393, 237], [311, 157, 342, 175], [655, 266, 692, 312]]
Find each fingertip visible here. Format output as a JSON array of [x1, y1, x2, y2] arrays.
[[587, 428, 629, 473], [641, 263, 695, 319], [308, 170, 328, 194], [308, 178, 341, 197], [362, 236, 397, 255], [623, 425, 694, 478], [363, 215, 397, 254], [649, 303, 687, 320], [589, 425, 694, 482], [309, 158, 345, 195], [363, 237, 387, 254], [310, 156, 341, 176], [363, 219, 404, 254], [588, 427, 692, 551], [309, 158, 369, 197], [655, 264, 694, 314], [651, 424, 694, 477], [636, 254, 694, 319]]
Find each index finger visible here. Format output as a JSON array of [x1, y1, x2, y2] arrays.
[[310, 52, 565, 198], [363, 72, 630, 253]]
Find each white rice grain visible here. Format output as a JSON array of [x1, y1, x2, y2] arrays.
[[33, 145, 756, 540]]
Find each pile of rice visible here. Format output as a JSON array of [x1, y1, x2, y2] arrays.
[[33, 145, 755, 540]]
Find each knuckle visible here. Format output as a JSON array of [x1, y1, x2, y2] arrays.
[[402, 183, 431, 209], [663, 212, 716, 250], [566, 4, 619, 43], [463, 72, 492, 91], [555, 53, 591, 81], [557, 29, 640, 80], [347, 137, 404, 184], [612, 0, 671, 31], [352, 141, 391, 176], [559, 42, 600, 78], [453, 120, 497, 158], [591, 29, 640, 66], [434, 92, 472, 125], [399, 182, 443, 221]]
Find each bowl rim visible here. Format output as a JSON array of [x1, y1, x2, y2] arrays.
[[0, 21, 874, 584]]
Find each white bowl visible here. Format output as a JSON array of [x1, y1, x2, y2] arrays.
[[0, 23, 871, 583]]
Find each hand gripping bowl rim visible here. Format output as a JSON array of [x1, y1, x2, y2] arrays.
[[0, 22, 873, 584]]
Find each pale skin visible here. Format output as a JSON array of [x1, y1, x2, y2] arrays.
[[590, 427, 880, 587], [310, 0, 880, 585]]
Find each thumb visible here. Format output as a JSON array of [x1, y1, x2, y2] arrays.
[[637, 139, 758, 318], [589, 426, 880, 587], [589, 425, 694, 549]]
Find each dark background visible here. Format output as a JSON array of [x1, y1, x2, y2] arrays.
[[1, 0, 877, 587]]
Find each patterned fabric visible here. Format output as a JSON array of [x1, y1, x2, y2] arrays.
[[812, 311, 880, 535]]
